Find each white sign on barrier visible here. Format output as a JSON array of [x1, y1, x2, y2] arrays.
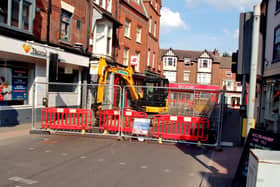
[[114, 111, 120, 115], [57, 109, 64, 113], [125, 111, 132, 116], [170, 116, 178, 121], [184, 117, 192, 122], [70, 109, 76, 113], [132, 118, 150, 136]]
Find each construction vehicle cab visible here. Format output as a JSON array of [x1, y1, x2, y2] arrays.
[[94, 57, 168, 113]]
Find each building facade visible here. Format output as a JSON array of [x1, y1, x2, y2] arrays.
[[0, 0, 90, 125], [161, 48, 242, 108], [260, 0, 280, 132]]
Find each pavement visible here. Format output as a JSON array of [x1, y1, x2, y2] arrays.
[[0, 123, 243, 187]]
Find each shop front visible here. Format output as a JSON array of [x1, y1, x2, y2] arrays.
[[0, 36, 89, 126]]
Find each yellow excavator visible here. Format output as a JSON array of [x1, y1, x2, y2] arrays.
[[94, 57, 169, 113]]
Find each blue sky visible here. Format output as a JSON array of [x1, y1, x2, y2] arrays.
[[159, 0, 261, 54]]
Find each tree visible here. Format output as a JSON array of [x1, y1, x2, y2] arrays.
[[222, 52, 231, 57]]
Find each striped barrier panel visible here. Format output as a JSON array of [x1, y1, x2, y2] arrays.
[[152, 115, 209, 142], [41, 108, 92, 130]]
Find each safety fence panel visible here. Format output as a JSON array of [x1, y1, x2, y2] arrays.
[[99, 109, 148, 134], [152, 115, 209, 142], [41, 107, 92, 130]]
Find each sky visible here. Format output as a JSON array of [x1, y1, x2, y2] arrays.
[[159, 0, 261, 55]]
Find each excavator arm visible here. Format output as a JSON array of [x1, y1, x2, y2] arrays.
[[95, 57, 141, 111]]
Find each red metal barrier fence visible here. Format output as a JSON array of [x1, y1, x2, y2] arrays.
[[41, 108, 92, 130], [152, 115, 209, 141], [99, 109, 148, 133]]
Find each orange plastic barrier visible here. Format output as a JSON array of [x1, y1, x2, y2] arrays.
[[99, 109, 147, 133], [152, 115, 209, 141], [41, 108, 92, 130]]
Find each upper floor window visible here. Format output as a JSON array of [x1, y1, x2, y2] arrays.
[[223, 79, 234, 91], [184, 58, 191, 66], [101, 0, 106, 9], [94, 0, 99, 4], [147, 49, 150, 66], [135, 51, 140, 72], [226, 71, 232, 77], [273, 26, 280, 62], [149, 17, 152, 33], [60, 9, 72, 41], [155, 0, 157, 10], [123, 47, 129, 66], [124, 19, 131, 38], [197, 73, 211, 85], [152, 52, 155, 68], [184, 71, 190, 81], [198, 58, 212, 72], [276, 0, 280, 12], [132, 0, 140, 4], [0, 0, 34, 33], [136, 26, 142, 43], [163, 57, 176, 66], [154, 21, 157, 37], [107, 0, 112, 12]]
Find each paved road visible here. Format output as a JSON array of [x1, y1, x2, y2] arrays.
[[0, 126, 241, 187]]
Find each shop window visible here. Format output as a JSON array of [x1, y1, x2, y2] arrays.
[[60, 9, 72, 41], [264, 82, 280, 120], [0, 0, 34, 33], [49, 68, 79, 92], [0, 61, 34, 106]]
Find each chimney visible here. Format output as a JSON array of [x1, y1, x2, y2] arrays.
[[213, 48, 219, 56]]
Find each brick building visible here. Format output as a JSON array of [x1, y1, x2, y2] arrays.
[[0, 0, 90, 125], [160, 48, 242, 108], [143, 0, 162, 77]]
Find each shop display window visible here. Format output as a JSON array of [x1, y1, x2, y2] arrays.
[[49, 68, 79, 92], [0, 61, 34, 106], [264, 81, 280, 120]]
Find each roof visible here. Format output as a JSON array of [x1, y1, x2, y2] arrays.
[[160, 48, 215, 61], [160, 48, 233, 67]]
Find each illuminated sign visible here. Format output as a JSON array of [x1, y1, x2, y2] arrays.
[[22, 43, 47, 58]]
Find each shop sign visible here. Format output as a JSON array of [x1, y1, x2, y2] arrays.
[[131, 56, 138, 66], [22, 43, 47, 58]]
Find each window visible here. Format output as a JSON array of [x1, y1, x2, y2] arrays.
[[93, 22, 113, 56], [101, 0, 106, 9], [184, 58, 191, 66], [147, 49, 150, 66], [107, 26, 112, 55], [226, 71, 232, 77], [94, 0, 99, 4], [276, 0, 280, 12], [200, 59, 208, 68], [22, 1, 31, 30], [123, 47, 129, 66], [0, 0, 8, 24], [198, 58, 211, 72], [197, 73, 211, 85], [60, 9, 72, 41], [149, 17, 152, 33], [124, 19, 131, 37], [155, 0, 157, 10], [11, 0, 19, 27], [273, 26, 280, 62], [49, 68, 79, 92], [0, 61, 34, 106], [154, 21, 157, 37], [136, 26, 142, 43], [132, 0, 140, 4], [76, 20, 81, 30], [0, 0, 34, 32], [184, 71, 190, 81], [107, 0, 112, 12], [164, 71, 176, 83], [163, 57, 176, 67], [237, 82, 242, 92], [152, 52, 155, 68], [223, 79, 234, 91]]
